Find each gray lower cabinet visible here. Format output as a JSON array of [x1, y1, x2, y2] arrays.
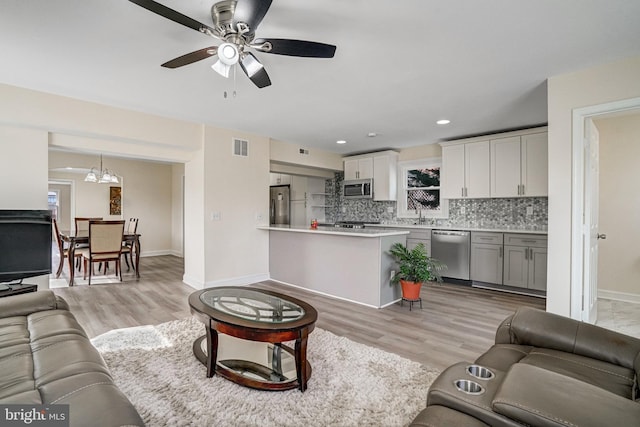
[[503, 234, 548, 291], [405, 229, 431, 256], [471, 232, 504, 284]]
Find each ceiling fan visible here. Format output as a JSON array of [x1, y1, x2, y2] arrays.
[[129, 0, 337, 88]]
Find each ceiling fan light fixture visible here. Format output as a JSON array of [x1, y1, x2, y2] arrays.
[[211, 59, 231, 78], [218, 42, 239, 65]]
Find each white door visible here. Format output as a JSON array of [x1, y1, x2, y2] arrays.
[[582, 118, 600, 323]]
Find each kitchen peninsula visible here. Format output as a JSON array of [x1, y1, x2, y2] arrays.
[[258, 226, 409, 308]]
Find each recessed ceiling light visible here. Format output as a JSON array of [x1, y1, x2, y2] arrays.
[[336, 140, 347, 144], [436, 119, 451, 125], [65, 167, 73, 170], [367, 132, 377, 138]]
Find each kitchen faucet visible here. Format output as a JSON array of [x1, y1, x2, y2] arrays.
[[417, 207, 425, 225]]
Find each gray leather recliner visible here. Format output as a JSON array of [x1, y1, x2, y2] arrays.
[[411, 306, 640, 426]]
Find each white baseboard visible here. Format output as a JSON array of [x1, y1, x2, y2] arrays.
[[182, 274, 204, 290], [182, 273, 269, 290], [140, 250, 173, 258], [598, 289, 640, 304], [269, 279, 383, 309], [204, 273, 270, 288], [168, 249, 183, 258]]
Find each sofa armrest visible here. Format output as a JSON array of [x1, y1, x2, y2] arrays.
[[496, 306, 640, 371], [0, 290, 68, 317], [492, 364, 640, 427]]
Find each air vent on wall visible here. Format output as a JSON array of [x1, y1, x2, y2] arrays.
[[233, 138, 248, 157]]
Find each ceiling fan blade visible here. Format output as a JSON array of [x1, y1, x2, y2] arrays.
[[233, 0, 273, 33], [129, 0, 216, 35], [161, 46, 218, 69], [253, 38, 336, 58], [240, 53, 271, 88]]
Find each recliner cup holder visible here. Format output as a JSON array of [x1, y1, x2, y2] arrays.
[[454, 379, 484, 395], [466, 364, 495, 380]]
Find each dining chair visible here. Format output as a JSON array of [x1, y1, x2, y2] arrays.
[[52, 218, 82, 278], [77, 220, 125, 285], [121, 218, 139, 271], [73, 217, 103, 270]]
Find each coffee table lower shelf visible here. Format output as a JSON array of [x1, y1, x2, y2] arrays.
[[193, 335, 312, 392]]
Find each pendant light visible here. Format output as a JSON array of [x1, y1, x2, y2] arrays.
[[84, 155, 119, 184]]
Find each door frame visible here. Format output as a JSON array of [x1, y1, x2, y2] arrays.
[[48, 179, 75, 229], [570, 96, 640, 320]]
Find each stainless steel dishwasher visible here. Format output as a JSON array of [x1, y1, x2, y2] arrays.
[[431, 230, 471, 280]]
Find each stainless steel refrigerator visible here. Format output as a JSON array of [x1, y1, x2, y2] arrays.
[[270, 185, 290, 225]]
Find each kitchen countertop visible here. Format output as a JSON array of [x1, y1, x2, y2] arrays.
[[365, 223, 548, 235], [257, 225, 410, 238]]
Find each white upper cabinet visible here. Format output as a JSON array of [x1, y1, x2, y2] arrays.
[[441, 144, 465, 199], [521, 132, 548, 197], [491, 132, 548, 197], [343, 151, 398, 200], [344, 157, 373, 180], [372, 152, 398, 201], [441, 141, 490, 199], [442, 127, 548, 199], [491, 136, 522, 197]]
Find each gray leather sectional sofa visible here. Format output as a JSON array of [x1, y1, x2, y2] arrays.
[[411, 306, 640, 426], [0, 291, 144, 427]]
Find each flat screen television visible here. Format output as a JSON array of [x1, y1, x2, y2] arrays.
[[0, 210, 52, 284]]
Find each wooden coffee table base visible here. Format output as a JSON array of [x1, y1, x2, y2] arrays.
[[192, 330, 312, 392]]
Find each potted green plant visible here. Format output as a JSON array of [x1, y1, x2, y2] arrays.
[[389, 242, 446, 300]]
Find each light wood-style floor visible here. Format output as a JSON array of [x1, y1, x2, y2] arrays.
[[50, 255, 545, 370]]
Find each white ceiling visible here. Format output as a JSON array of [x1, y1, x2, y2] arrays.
[[2, 0, 640, 155]]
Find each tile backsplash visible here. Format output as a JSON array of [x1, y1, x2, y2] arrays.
[[323, 172, 548, 229]]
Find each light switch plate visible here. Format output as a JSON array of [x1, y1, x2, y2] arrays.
[[211, 211, 222, 221], [526, 206, 533, 216]]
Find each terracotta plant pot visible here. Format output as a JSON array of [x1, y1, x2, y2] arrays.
[[400, 279, 423, 300]]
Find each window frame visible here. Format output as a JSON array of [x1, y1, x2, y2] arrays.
[[396, 158, 449, 219]]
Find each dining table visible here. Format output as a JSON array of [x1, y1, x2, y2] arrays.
[[59, 230, 141, 286]]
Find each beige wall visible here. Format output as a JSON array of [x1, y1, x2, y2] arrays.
[[203, 127, 270, 285], [595, 113, 640, 298], [49, 151, 174, 256], [398, 143, 442, 161], [171, 164, 184, 257], [1, 83, 271, 289], [270, 138, 343, 171], [0, 125, 50, 289], [547, 55, 640, 316]]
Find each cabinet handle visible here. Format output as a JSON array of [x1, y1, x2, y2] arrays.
[[529, 248, 534, 259], [524, 247, 528, 260], [522, 184, 525, 195], [499, 246, 503, 258], [461, 187, 464, 198], [517, 184, 520, 195]]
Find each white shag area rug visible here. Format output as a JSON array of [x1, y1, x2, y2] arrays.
[[91, 318, 439, 427]]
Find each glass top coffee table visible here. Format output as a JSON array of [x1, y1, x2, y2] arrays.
[[188, 287, 318, 392]]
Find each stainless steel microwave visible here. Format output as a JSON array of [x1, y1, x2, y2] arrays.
[[343, 178, 373, 199]]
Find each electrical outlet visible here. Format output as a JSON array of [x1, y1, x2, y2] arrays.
[[255, 212, 263, 221], [387, 207, 394, 213], [210, 211, 221, 221], [526, 206, 533, 216], [460, 206, 466, 215], [390, 270, 395, 281]]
